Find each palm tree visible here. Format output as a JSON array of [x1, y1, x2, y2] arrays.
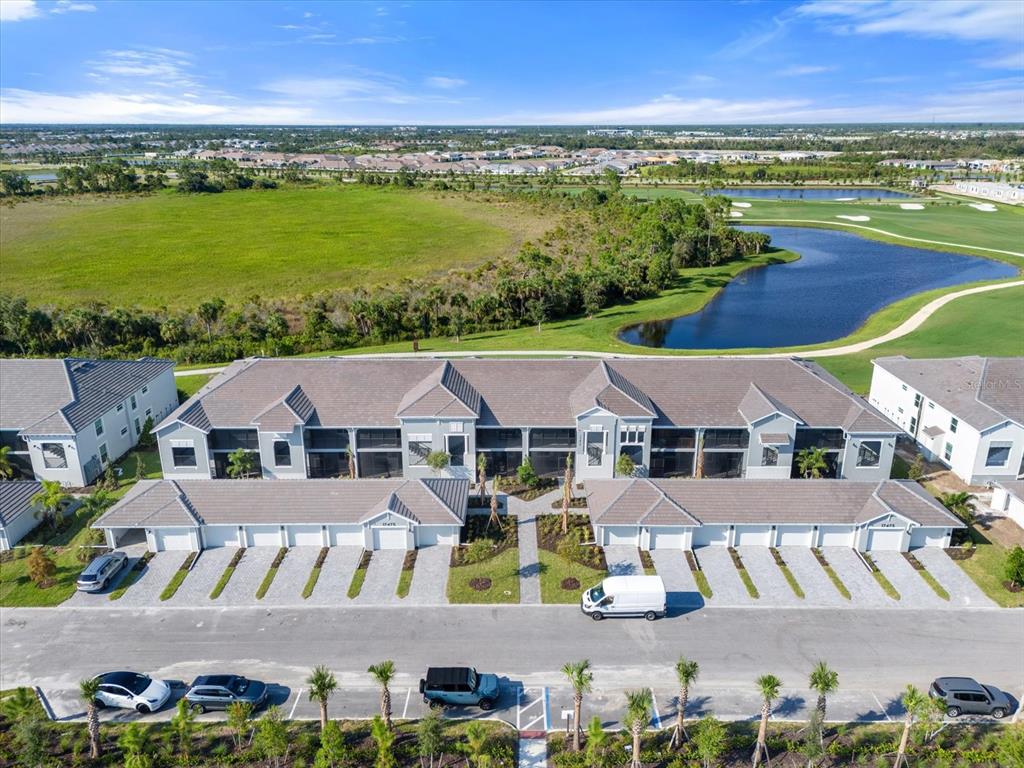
[[307, 665, 338, 732], [31, 479, 69, 530], [624, 689, 651, 768], [118, 722, 152, 768], [585, 716, 607, 767], [562, 659, 593, 751], [0, 445, 15, 480], [464, 721, 489, 767], [796, 447, 829, 479], [939, 492, 976, 525], [895, 685, 933, 768], [808, 661, 839, 742], [77, 489, 113, 521], [561, 453, 574, 535], [345, 445, 357, 479], [670, 657, 700, 748], [368, 660, 396, 729], [477, 452, 488, 504], [752, 674, 782, 767], [487, 475, 502, 533], [79, 677, 103, 758]]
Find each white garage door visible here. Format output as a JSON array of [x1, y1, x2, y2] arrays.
[[692, 525, 729, 547], [602, 526, 638, 546], [372, 527, 409, 550], [329, 525, 363, 546], [648, 527, 687, 550], [818, 525, 854, 547], [733, 525, 772, 547], [203, 526, 240, 548], [909, 527, 948, 549], [288, 524, 324, 547], [776, 525, 814, 547], [154, 528, 194, 551], [247, 525, 282, 547], [416, 526, 458, 547], [866, 528, 905, 551]]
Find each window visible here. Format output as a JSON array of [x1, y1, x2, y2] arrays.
[[94, 418, 104, 437], [897, 406, 904, 414], [145, 408, 152, 418], [446, 435, 466, 467], [703, 429, 750, 450], [762, 446, 779, 467], [909, 417, 917, 434], [116, 403, 124, 412], [914, 394, 922, 408], [130, 395, 137, 410], [141, 385, 148, 394], [99, 444, 109, 464], [172, 446, 197, 468], [408, 434, 431, 465], [856, 441, 881, 468], [950, 417, 958, 434], [928, 401, 935, 410], [41, 443, 67, 469], [901, 384, 908, 391], [986, 443, 1012, 468], [585, 431, 605, 466], [619, 426, 645, 445], [273, 440, 291, 467], [944, 442, 953, 462], [120, 426, 129, 437], [134, 418, 141, 435]]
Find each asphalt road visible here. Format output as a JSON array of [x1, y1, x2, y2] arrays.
[[2, 605, 1021, 728]]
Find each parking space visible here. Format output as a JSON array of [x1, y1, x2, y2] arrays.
[[308, 547, 363, 605], [913, 548, 996, 608], [262, 547, 321, 605], [64, 555, 139, 606], [70, 552, 182, 607], [166, 547, 237, 605], [407, 546, 450, 605], [820, 547, 893, 608], [604, 546, 643, 576], [694, 547, 757, 606], [354, 549, 404, 605], [737, 547, 802, 607], [871, 551, 948, 608], [776, 547, 849, 607], [650, 550, 703, 608], [216, 547, 278, 604]]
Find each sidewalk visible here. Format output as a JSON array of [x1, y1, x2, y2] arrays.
[[507, 488, 562, 605]]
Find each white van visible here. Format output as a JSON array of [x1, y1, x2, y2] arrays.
[[580, 575, 667, 621]]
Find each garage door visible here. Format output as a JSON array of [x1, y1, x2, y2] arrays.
[[288, 524, 324, 547], [203, 526, 240, 548], [865, 528, 905, 551], [247, 525, 282, 547], [372, 527, 409, 550], [602, 526, 638, 547], [648, 527, 687, 550], [818, 525, 854, 547], [329, 525, 363, 546], [733, 525, 772, 547], [909, 527, 948, 549], [776, 525, 814, 547], [154, 528, 194, 551], [416, 526, 458, 547], [692, 525, 729, 547]]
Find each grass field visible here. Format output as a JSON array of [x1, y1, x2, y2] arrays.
[[0, 185, 553, 308]]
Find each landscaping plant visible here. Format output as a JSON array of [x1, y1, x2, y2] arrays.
[[670, 656, 700, 748], [368, 660, 396, 729], [624, 689, 651, 768], [78, 677, 102, 759], [562, 659, 593, 751], [307, 664, 338, 731], [752, 674, 782, 767], [1003, 545, 1024, 589]]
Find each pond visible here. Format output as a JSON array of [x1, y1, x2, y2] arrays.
[[700, 187, 911, 200], [618, 226, 1017, 350]]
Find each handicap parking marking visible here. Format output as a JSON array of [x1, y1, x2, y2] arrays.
[[289, 687, 303, 719], [649, 688, 662, 729], [516, 686, 549, 732]]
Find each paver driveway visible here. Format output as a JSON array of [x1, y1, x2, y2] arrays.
[[407, 546, 450, 605], [166, 547, 237, 606], [308, 547, 363, 605], [913, 547, 995, 607], [820, 547, 893, 608], [354, 550, 404, 605], [737, 547, 802, 606], [695, 547, 756, 605], [69, 552, 182, 607], [776, 547, 849, 607], [216, 547, 278, 605], [871, 551, 948, 608], [262, 547, 322, 605], [650, 550, 703, 608], [604, 546, 643, 576]]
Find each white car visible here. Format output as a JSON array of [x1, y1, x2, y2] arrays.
[[93, 671, 171, 714]]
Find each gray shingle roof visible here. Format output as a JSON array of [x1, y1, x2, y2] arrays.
[[158, 357, 892, 433], [0, 481, 42, 528], [586, 478, 962, 528], [1, 357, 174, 436], [995, 480, 1024, 500], [874, 356, 1024, 430], [94, 478, 469, 529]]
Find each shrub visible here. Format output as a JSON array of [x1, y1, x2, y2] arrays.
[[615, 452, 636, 477], [463, 538, 495, 564], [517, 457, 539, 488], [1004, 545, 1024, 588], [907, 453, 925, 480], [26, 547, 56, 586], [425, 450, 451, 474]]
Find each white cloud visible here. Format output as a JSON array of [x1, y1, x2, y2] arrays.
[[89, 48, 195, 83], [344, 35, 404, 44], [977, 50, 1024, 70], [717, 15, 791, 59], [260, 74, 463, 105], [798, 0, 1023, 42], [776, 64, 834, 76], [425, 76, 466, 89], [0, 0, 41, 21], [51, 0, 96, 13]]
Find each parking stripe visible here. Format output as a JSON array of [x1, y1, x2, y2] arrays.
[[402, 687, 411, 719], [650, 688, 661, 729], [289, 688, 303, 719], [871, 692, 891, 722]]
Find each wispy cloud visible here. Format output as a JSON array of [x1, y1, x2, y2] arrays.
[[51, 0, 96, 13], [716, 14, 792, 59], [425, 76, 466, 89], [797, 0, 1023, 42], [776, 64, 835, 76], [0, 1, 41, 22], [260, 73, 463, 105], [88, 49, 197, 85], [976, 50, 1024, 70]]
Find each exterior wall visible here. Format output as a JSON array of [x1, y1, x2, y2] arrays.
[[400, 419, 476, 480], [869, 364, 922, 436], [992, 487, 1024, 528], [745, 414, 796, 480], [968, 422, 1024, 485], [258, 427, 307, 480], [363, 511, 415, 550], [0, 511, 40, 551], [612, 417, 653, 478], [24, 435, 86, 487], [147, 526, 200, 552], [157, 422, 213, 479], [415, 525, 461, 547], [576, 411, 620, 479], [841, 434, 896, 482]]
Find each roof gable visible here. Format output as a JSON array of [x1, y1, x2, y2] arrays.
[[397, 362, 481, 419], [738, 383, 800, 426]]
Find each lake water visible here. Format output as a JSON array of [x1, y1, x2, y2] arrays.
[[618, 226, 1017, 350], [27, 172, 58, 182], [702, 187, 911, 200]]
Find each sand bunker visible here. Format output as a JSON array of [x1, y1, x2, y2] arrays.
[[729, 211, 744, 218], [731, 201, 752, 208], [836, 215, 871, 222], [969, 203, 998, 212], [899, 203, 925, 210]]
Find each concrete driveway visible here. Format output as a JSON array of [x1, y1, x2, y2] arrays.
[[307, 547, 363, 605], [261, 547, 321, 605], [66, 551, 181, 607], [913, 547, 995, 607], [406, 546, 451, 605], [165, 547, 237, 605], [650, 550, 703, 608], [215, 547, 278, 604], [736, 547, 802, 606], [820, 547, 894, 608], [695, 547, 757, 606], [353, 549, 404, 605], [604, 546, 643, 576], [871, 551, 950, 608], [774, 547, 849, 607]]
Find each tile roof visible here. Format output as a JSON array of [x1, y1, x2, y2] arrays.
[[0, 481, 42, 528], [158, 357, 892, 433], [586, 478, 962, 528], [874, 356, 1024, 430], [1, 357, 174, 436], [994, 480, 1024, 500], [94, 478, 468, 529]]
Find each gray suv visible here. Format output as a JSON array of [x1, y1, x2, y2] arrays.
[[929, 677, 1011, 718], [76, 551, 128, 592], [184, 675, 268, 713]]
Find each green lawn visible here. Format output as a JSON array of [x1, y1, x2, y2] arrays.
[[955, 528, 1024, 608], [537, 549, 606, 604], [0, 185, 552, 308], [176, 373, 213, 399], [447, 547, 521, 603]]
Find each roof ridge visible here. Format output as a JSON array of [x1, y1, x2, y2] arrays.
[[156, 359, 256, 432], [168, 480, 203, 526], [594, 478, 638, 523], [418, 477, 465, 523]]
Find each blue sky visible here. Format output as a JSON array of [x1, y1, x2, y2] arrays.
[[1, 0, 1022, 124]]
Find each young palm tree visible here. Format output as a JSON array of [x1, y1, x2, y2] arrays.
[[670, 656, 700, 748], [78, 677, 103, 758], [624, 689, 651, 768], [171, 697, 196, 760], [584, 716, 607, 768], [895, 685, 931, 768], [562, 659, 593, 751], [796, 448, 828, 479], [1, 686, 38, 721], [487, 475, 502, 533], [752, 674, 782, 767], [477, 452, 488, 504], [0, 445, 15, 480], [368, 660, 396, 729], [464, 721, 489, 767], [31, 479, 70, 530], [371, 714, 397, 768], [561, 453, 574, 535], [307, 664, 338, 732], [939, 492, 976, 525], [808, 661, 839, 741]]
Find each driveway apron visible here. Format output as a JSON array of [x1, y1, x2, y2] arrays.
[[776, 547, 848, 607], [650, 549, 702, 607], [217, 547, 278, 605], [694, 546, 757, 606], [871, 551, 948, 608], [262, 547, 322, 605], [308, 547, 363, 605], [354, 549, 404, 605], [108, 552, 184, 607], [912, 547, 995, 608], [407, 546, 451, 605], [166, 547, 237, 606], [819, 547, 893, 608], [736, 547, 801, 606], [604, 546, 643, 576]]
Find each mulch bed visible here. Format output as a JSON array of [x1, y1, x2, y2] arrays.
[[945, 546, 975, 561], [536, 514, 607, 570], [1002, 581, 1023, 593], [549, 497, 588, 509], [685, 550, 701, 573], [314, 547, 330, 568], [451, 515, 518, 567], [560, 577, 580, 590], [469, 578, 492, 591], [496, 475, 558, 500], [902, 552, 924, 570], [402, 550, 418, 571]]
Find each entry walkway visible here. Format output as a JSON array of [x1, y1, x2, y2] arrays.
[[508, 489, 561, 605]]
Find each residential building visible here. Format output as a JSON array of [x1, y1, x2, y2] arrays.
[[156, 357, 897, 484], [869, 356, 1024, 485], [990, 480, 1024, 529], [0, 480, 44, 551], [0, 358, 177, 487]]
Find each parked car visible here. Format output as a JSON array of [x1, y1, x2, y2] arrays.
[[419, 667, 500, 710], [76, 551, 129, 593], [929, 677, 1011, 718], [92, 671, 171, 713], [581, 575, 667, 621], [184, 675, 268, 713]]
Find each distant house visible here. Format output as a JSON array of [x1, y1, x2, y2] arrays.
[[991, 480, 1024, 529], [0, 480, 43, 551], [0, 358, 177, 487], [869, 357, 1024, 485]]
